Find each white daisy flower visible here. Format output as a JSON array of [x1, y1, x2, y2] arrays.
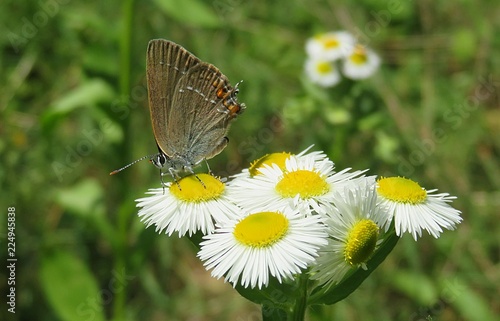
[[295, 144, 330, 161], [229, 153, 367, 216], [305, 58, 341, 87], [342, 43, 381, 80], [232, 151, 294, 180], [310, 182, 389, 289], [198, 207, 328, 289], [306, 31, 356, 61], [136, 173, 240, 237], [376, 177, 463, 240], [235, 145, 329, 178]]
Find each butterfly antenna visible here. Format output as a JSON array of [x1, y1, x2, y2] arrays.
[[109, 155, 155, 175]]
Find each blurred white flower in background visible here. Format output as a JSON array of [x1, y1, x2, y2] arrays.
[[304, 31, 381, 87], [306, 31, 355, 61], [305, 58, 341, 87], [342, 44, 381, 80]]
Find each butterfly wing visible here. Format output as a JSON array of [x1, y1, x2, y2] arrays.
[[146, 39, 201, 155], [166, 63, 243, 165]]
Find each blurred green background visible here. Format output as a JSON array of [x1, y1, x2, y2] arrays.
[[1, 0, 499, 320]]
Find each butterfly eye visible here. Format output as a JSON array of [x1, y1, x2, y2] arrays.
[[151, 153, 167, 169], [159, 154, 167, 166]]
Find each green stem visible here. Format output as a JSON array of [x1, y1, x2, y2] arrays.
[[119, 0, 133, 101], [112, 0, 135, 320], [290, 273, 309, 321]]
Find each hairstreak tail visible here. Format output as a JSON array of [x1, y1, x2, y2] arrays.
[[110, 39, 245, 184]]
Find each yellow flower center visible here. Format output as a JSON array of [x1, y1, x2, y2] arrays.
[[321, 37, 339, 49], [344, 219, 379, 266], [169, 174, 224, 202], [249, 152, 292, 177], [377, 177, 427, 204], [350, 45, 368, 65], [275, 170, 330, 199], [316, 61, 333, 75], [233, 212, 289, 248]]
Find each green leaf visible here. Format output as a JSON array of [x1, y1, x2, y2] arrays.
[[301, 77, 331, 103], [451, 29, 476, 63], [55, 178, 105, 218], [309, 231, 399, 305], [236, 277, 296, 321], [46, 78, 115, 115], [153, 0, 221, 28], [83, 47, 120, 76], [262, 303, 288, 321], [283, 97, 317, 124], [442, 278, 497, 321], [54, 179, 116, 246], [324, 107, 351, 125], [41, 78, 115, 129], [234, 276, 297, 310], [40, 251, 105, 321], [89, 107, 124, 144], [390, 271, 438, 305], [374, 130, 399, 162]]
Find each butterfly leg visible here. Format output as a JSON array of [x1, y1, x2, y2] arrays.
[[160, 167, 182, 191], [182, 164, 206, 189], [160, 168, 167, 194], [204, 159, 213, 176]]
